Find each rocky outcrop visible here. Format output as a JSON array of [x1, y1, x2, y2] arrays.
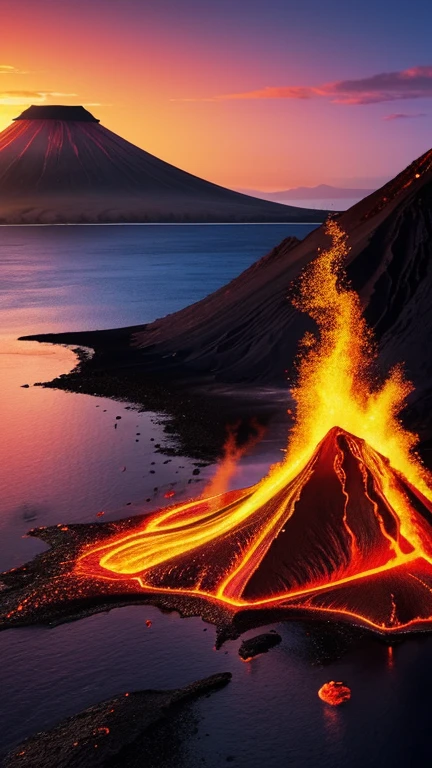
[[3, 673, 231, 768], [238, 632, 282, 660]]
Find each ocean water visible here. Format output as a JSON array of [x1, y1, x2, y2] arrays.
[[1, 223, 431, 767], [1, 223, 309, 573]]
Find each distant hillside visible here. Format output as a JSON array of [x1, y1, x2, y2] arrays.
[[237, 184, 376, 201]]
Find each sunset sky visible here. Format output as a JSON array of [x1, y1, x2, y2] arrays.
[[1, 0, 431, 190]]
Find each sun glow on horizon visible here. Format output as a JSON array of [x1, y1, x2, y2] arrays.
[[2, 0, 431, 191]]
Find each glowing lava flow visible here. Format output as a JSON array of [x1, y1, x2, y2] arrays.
[[76, 221, 432, 633], [318, 681, 351, 706]]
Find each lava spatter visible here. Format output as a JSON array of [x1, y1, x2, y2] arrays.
[[318, 681, 351, 706]]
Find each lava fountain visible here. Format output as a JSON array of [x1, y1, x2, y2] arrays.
[[3, 221, 432, 634], [71, 220, 432, 633]]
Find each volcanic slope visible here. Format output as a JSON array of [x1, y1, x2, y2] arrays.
[[32, 148, 432, 437], [0, 105, 324, 224], [130, 147, 432, 389], [78, 426, 432, 632]]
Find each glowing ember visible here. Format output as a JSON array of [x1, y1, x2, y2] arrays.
[[318, 681, 351, 706], [66, 222, 432, 631]]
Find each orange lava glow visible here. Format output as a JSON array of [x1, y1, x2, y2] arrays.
[[318, 681, 351, 706], [76, 221, 432, 633]]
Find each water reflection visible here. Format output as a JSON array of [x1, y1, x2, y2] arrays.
[[322, 703, 345, 742]]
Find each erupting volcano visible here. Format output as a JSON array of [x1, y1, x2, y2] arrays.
[[3, 221, 432, 635], [75, 424, 432, 631], [0, 105, 324, 224]]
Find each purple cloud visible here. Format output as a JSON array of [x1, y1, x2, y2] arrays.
[[324, 67, 432, 104], [189, 66, 432, 106], [383, 112, 428, 121]]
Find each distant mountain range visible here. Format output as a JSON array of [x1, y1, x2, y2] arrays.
[[236, 184, 376, 201]]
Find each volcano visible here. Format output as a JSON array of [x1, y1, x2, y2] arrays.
[[76, 426, 432, 632], [0, 105, 325, 224], [3, 426, 432, 633]]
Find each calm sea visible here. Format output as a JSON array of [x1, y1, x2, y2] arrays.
[[0, 224, 430, 767]]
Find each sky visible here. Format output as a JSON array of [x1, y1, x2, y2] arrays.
[[1, 0, 431, 190]]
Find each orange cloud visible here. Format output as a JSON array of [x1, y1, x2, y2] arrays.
[[0, 90, 76, 106], [0, 65, 30, 75]]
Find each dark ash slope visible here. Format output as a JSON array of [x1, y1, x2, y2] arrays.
[[22, 149, 432, 443]]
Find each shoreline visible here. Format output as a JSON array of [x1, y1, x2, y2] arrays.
[[22, 332, 287, 462]]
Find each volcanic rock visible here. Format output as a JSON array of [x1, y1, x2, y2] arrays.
[[3, 673, 231, 768], [318, 681, 351, 706], [0, 105, 325, 224], [238, 631, 282, 660]]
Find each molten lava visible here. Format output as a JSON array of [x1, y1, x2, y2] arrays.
[[76, 221, 432, 633], [318, 681, 351, 706]]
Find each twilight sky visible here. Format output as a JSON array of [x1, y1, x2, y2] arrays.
[[1, 0, 431, 190]]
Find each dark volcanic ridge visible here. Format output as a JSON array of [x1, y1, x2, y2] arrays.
[[24, 148, 432, 447], [3, 673, 231, 768], [0, 105, 327, 224]]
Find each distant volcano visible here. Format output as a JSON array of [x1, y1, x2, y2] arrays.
[[0, 105, 325, 224]]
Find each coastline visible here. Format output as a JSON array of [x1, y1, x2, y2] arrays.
[[20, 331, 288, 462]]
